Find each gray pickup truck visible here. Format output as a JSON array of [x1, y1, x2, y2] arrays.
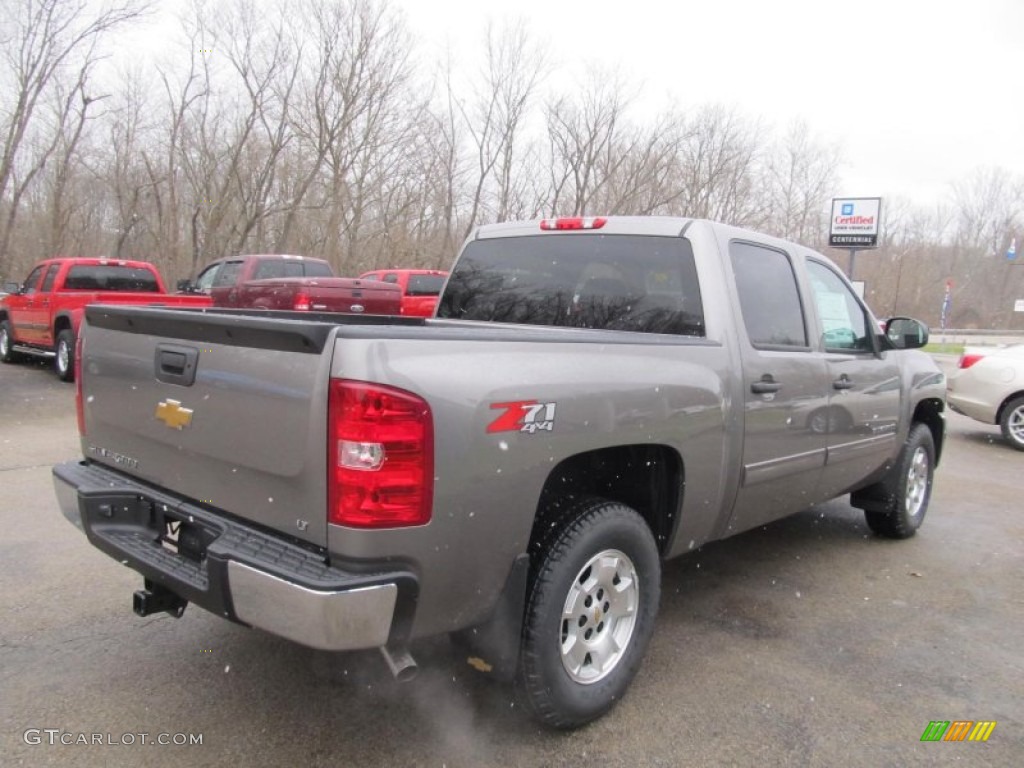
[[53, 216, 945, 728]]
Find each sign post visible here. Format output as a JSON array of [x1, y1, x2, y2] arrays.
[[829, 197, 882, 280], [940, 280, 953, 331]]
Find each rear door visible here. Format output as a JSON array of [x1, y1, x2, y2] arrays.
[[724, 240, 831, 534], [34, 264, 61, 344]]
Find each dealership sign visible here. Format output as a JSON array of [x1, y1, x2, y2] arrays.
[[829, 197, 882, 248]]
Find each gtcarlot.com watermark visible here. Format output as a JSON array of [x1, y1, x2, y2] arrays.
[[24, 729, 203, 747]]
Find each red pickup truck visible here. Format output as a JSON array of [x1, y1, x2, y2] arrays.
[[188, 254, 402, 315], [1, 258, 210, 381], [358, 269, 448, 317]]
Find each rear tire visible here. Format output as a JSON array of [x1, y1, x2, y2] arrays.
[[864, 423, 934, 539], [999, 396, 1024, 451], [55, 329, 75, 382], [516, 497, 660, 729], [0, 320, 23, 363]]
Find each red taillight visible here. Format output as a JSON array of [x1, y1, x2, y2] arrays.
[[74, 331, 85, 435], [293, 292, 311, 311], [328, 380, 433, 528], [540, 216, 607, 231], [958, 353, 984, 369]]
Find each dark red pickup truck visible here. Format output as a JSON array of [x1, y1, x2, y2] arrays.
[[187, 254, 402, 315], [1, 258, 211, 381]]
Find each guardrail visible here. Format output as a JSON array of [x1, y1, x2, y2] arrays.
[[934, 329, 1024, 346]]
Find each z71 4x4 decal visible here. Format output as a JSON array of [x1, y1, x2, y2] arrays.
[[487, 400, 557, 434]]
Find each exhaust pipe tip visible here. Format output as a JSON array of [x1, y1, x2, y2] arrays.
[[380, 645, 418, 682]]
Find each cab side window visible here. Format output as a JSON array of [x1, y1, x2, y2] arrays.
[[213, 261, 243, 288], [40, 264, 60, 292], [806, 261, 871, 352], [22, 266, 46, 296], [729, 241, 807, 348], [194, 264, 221, 294]]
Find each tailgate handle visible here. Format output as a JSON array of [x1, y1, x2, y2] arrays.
[[155, 344, 199, 386]]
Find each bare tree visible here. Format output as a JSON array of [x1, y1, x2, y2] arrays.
[[672, 104, 763, 225], [761, 120, 840, 245], [457, 20, 546, 238], [544, 70, 638, 216], [0, 0, 150, 271]]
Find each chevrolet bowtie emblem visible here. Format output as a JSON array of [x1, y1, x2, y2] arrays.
[[155, 399, 194, 430]]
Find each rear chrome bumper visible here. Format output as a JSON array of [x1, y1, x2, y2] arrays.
[[53, 460, 415, 651]]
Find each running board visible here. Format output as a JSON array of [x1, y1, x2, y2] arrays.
[[12, 345, 55, 358]]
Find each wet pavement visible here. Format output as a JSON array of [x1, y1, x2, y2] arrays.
[[1, 359, 1021, 766]]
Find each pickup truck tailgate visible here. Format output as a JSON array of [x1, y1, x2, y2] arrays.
[[79, 305, 337, 547]]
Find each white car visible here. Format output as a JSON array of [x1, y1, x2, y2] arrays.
[[946, 344, 1024, 451]]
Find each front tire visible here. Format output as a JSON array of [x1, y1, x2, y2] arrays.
[[999, 396, 1024, 451], [55, 329, 75, 382], [517, 498, 660, 729], [864, 423, 935, 539]]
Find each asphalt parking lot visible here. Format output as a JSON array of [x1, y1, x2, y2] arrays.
[[1, 357, 1021, 767]]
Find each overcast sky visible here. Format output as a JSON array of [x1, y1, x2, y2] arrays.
[[390, 0, 1022, 207]]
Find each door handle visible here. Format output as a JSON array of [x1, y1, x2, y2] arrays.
[[751, 376, 781, 394], [833, 376, 854, 390]]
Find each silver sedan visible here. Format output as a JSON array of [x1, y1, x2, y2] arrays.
[[946, 344, 1024, 450]]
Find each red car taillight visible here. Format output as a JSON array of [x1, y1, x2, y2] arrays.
[[293, 292, 311, 311], [74, 331, 85, 435], [958, 353, 985, 369], [328, 380, 433, 528]]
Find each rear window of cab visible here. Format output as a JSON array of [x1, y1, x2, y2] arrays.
[[437, 234, 704, 337]]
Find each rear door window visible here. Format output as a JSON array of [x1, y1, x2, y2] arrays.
[[253, 259, 332, 279], [40, 264, 60, 292], [729, 241, 807, 348], [304, 261, 333, 278], [252, 260, 286, 279], [438, 234, 705, 336]]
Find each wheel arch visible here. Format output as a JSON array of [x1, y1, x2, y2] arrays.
[[53, 313, 74, 336], [912, 397, 945, 466], [456, 445, 680, 684], [531, 444, 684, 557], [995, 391, 1024, 427]]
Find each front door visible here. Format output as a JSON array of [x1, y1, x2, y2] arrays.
[[9, 265, 48, 344], [805, 260, 901, 498]]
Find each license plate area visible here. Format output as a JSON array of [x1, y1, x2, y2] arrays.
[[159, 510, 214, 563]]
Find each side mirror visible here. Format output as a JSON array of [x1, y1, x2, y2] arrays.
[[176, 278, 193, 293], [884, 317, 929, 350], [3, 281, 22, 294]]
